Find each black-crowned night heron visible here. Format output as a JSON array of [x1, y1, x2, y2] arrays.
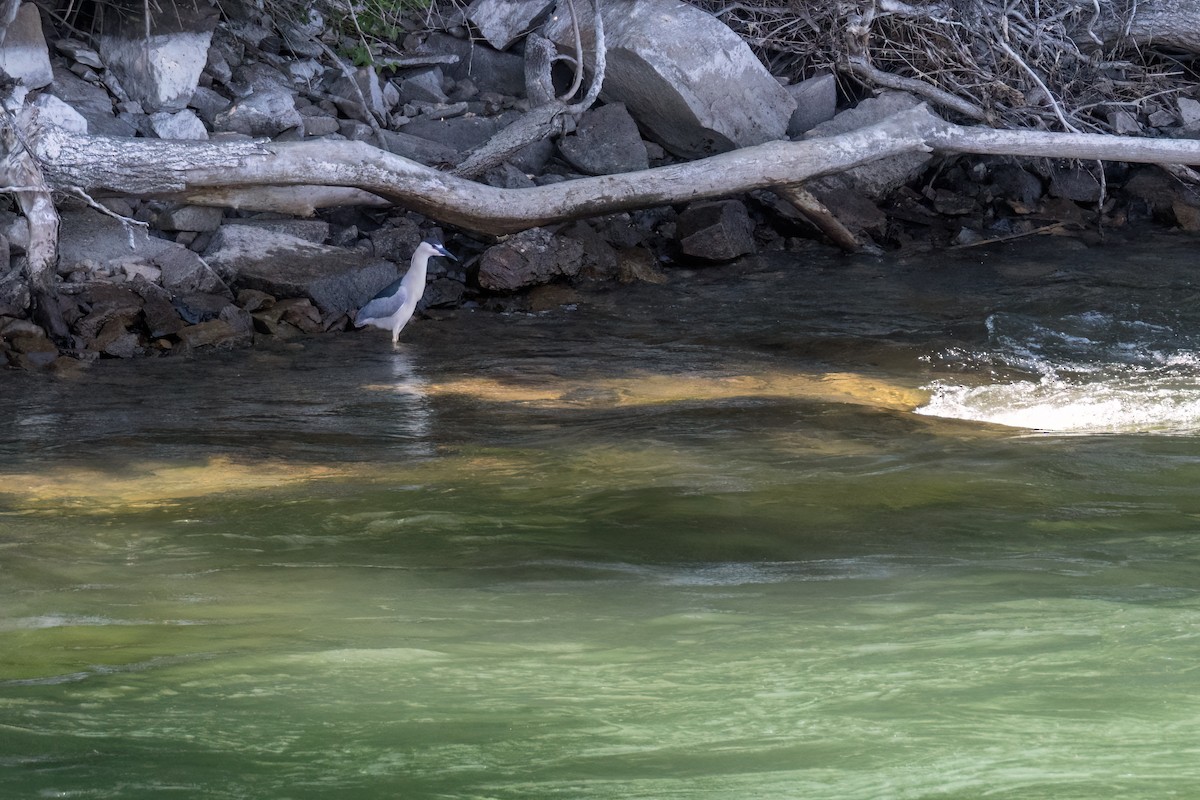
[[354, 241, 456, 343]]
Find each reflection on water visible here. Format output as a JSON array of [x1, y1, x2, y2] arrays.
[[4, 234, 1200, 798]]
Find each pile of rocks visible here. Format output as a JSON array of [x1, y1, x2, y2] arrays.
[[3, 0, 837, 369]]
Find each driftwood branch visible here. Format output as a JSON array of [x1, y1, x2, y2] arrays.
[[30, 104, 1200, 239]]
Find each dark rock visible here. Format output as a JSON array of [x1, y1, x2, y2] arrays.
[[677, 200, 756, 261], [1108, 109, 1141, 135], [92, 317, 142, 358], [176, 317, 252, 351], [338, 120, 376, 141], [592, 212, 650, 248], [813, 185, 889, 240], [204, 224, 400, 314], [329, 67, 388, 124], [173, 292, 232, 324], [188, 85, 232, 126], [931, 189, 977, 216], [271, 298, 323, 333], [155, 247, 229, 296], [377, 129, 460, 166], [0, 263, 29, 317], [300, 110, 340, 137], [558, 103, 649, 175], [508, 138, 555, 175], [219, 303, 255, 338], [448, 77, 478, 102], [1049, 164, 1102, 203], [133, 281, 187, 338], [477, 228, 585, 292], [989, 163, 1044, 211], [7, 332, 60, 369], [419, 33, 525, 97], [786, 73, 837, 137], [561, 221, 619, 281], [74, 284, 143, 340], [398, 68, 448, 105], [157, 205, 225, 232], [367, 220, 422, 260], [422, 278, 466, 309], [1147, 108, 1176, 128], [57, 209, 228, 296], [618, 247, 667, 284], [482, 162, 537, 189], [402, 115, 500, 152], [236, 288, 276, 312]]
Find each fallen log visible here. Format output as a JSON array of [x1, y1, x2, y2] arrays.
[[27, 103, 1200, 239]]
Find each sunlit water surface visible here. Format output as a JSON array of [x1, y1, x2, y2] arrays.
[[4, 235, 1200, 798]]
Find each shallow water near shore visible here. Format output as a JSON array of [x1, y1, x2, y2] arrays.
[[5, 233, 1200, 798]]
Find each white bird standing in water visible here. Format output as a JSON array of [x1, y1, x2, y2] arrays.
[[354, 240, 456, 343]]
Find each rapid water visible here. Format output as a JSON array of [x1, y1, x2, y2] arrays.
[[4, 233, 1200, 798]]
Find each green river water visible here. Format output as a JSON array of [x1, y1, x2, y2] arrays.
[[4, 235, 1200, 798]]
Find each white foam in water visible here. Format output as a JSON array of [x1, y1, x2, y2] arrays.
[[916, 312, 1200, 434], [917, 377, 1200, 433]]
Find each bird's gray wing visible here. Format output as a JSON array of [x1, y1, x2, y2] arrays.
[[355, 284, 409, 325]]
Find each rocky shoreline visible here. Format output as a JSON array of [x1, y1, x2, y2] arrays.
[[2, 0, 1198, 371]]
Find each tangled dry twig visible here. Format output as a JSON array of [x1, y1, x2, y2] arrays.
[[692, 0, 1195, 134]]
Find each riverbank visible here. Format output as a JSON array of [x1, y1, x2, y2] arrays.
[[3, 0, 1200, 372]]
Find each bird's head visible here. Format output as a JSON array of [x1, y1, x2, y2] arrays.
[[416, 240, 457, 261]]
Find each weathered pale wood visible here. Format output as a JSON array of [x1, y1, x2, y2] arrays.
[[30, 105, 1200, 238]]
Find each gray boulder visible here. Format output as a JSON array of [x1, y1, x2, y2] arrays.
[[805, 91, 930, 197], [46, 65, 137, 137], [467, 0, 555, 51], [545, 0, 795, 158], [150, 109, 208, 140], [0, 3, 53, 89], [156, 205, 225, 233], [56, 209, 228, 295], [397, 68, 448, 105], [558, 103, 649, 175], [677, 200, 756, 261], [31, 94, 88, 133], [203, 224, 399, 314], [213, 86, 303, 137], [97, 0, 219, 112], [378, 129, 460, 166], [329, 67, 388, 124], [402, 115, 502, 153], [477, 228, 584, 292], [786, 73, 837, 137]]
